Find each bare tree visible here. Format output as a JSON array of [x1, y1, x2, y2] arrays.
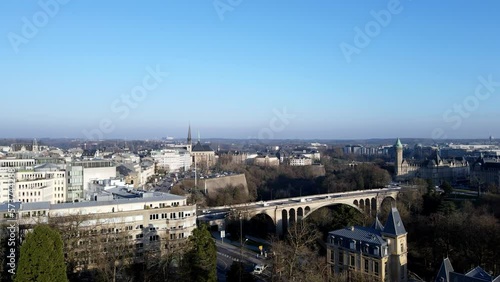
[[270, 220, 328, 282], [49, 213, 136, 282]]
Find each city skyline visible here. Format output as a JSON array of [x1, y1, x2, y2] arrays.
[[1, 0, 500, 139]]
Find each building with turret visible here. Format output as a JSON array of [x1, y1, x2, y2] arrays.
[[394, 138, 469, 184], [326, 207, 408, 281]]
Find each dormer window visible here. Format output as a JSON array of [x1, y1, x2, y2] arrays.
[[329, 235, 335, 244], [350, 240, 356, 250]]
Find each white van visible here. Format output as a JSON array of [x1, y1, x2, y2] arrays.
[[252, 264, 267, 274]]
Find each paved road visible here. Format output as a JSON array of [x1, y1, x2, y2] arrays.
[[215, 238, 271, 281]]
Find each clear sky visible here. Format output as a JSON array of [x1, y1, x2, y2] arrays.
[[1, 0, 499, 140]]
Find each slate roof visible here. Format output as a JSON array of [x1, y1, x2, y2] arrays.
[[117, 164, 137, 176], [383, 207, 407, 236], [436, 258, 454, 282], [370, 217, 384, 231], [330, 226, 387, 247], [82, 149, 97, 157], [192, 141, 213, 152], [435, 258, 500, 282], [465, 267, 494, 281]]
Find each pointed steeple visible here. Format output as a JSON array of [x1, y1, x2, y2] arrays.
[[370, 217, 384, 231], [435, 258, 454, 282], [383, 207, 407, 236], [33, 138, 38, 152], [198, 131, 200, 142], [395, 138, 403, 148], [187, 123, 192, 144]]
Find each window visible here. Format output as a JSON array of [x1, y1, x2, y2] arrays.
[[350, 255, 355, 267], [338, 251, 344, 265], [364, 259, 369, 272], [374, 262, 379, 276], [350, 240, 356, 250], [400, 243, 404, 253]]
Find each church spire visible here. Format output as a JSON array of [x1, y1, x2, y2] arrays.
[[187, 123, 192, 144]]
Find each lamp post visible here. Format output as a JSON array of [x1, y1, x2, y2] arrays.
[[239, 212, 249, 282]]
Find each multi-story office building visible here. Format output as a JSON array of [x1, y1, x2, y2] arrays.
[[0, 158, 36, 169], [2, 163, 66, 205], [78, 160, 116, 190], [0, 167, 16, 203], [0, 192, 197, 270], [151, 148, 192, 172], [327, 207, 408, 282], [14, 163, 67, 204], [66, 163, 84, 202]]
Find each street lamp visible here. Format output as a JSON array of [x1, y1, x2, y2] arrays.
[[239, 212, 249, 282], [239, 237, 249, 282]]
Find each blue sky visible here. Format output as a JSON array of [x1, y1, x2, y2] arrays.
[[1, 0, 499, 140]]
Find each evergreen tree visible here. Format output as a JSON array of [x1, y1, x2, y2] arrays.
[[181, 224, 217, 282], [15, 225, 68, 282], [440, 180, 453, 195]]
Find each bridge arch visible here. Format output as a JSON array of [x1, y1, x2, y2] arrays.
[[303, 201, 362, 220], [305, 206, 311, 215], [297, 207, 304, 220], [289, 208, 296, 226], [281, 209, 288, 235], [248, 212, 276, 236]]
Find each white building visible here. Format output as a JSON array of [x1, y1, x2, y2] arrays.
[[151, 149, 192, 172], [0, 167, 16, 203], [15, 166, 67, 204], [0, 192, 197, 268], [0, 159, 36, 203], [289, 156, 313, 166], [79, 160, 117, 191]]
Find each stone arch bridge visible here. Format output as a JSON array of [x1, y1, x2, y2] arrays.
[[200, 188, 399, 236]]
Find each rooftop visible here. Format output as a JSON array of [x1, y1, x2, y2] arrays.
[[0, 192, 186, 212]]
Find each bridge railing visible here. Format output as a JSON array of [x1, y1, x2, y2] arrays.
[[214, 187, 401, 211]]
